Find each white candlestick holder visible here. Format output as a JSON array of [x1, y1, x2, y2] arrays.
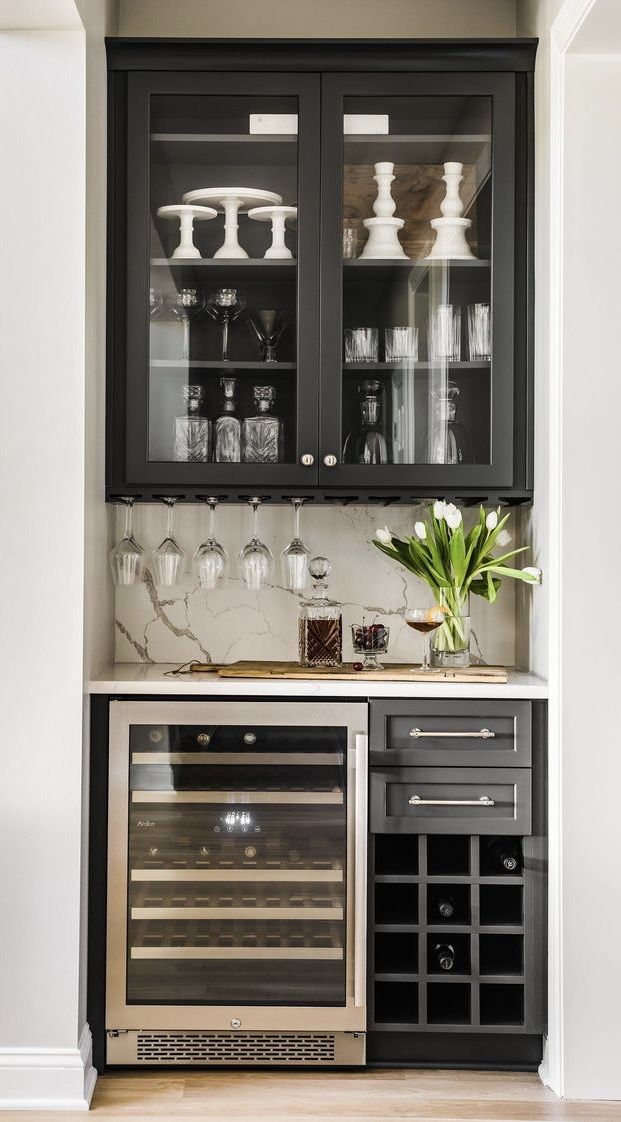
[[360, 161, 408, 260], [426, 161, 476, 261]]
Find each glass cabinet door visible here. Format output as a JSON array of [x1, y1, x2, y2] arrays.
[[126, 722, 347, 1006], [123, 74, 320, 488], [319, 74, 517, 489]]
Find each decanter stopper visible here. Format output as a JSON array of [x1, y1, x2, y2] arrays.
[[309, 556, 331, 585]]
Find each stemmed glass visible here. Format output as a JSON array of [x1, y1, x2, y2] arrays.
[[109, 498, 144, 586], [238, 498, 274, 590], [205, 289, 246, 362], [246, 310, 288, 363], [281, 498, 310, 591], [193, 497, 228, 590], [152, 498, 186, 587], [405, 605, 447, 671], [166, 288, 204, 360]]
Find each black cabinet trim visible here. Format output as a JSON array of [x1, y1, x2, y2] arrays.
[[106, 39, 538, 74]]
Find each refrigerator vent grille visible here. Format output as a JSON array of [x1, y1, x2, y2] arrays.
[[136, 1031, 336, 1064]]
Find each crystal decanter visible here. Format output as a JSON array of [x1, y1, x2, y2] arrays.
[[173, 384, 211, 462], [242, 384, 283, 463], [428, 381, 473, 464], [299, 557, 342, 667], [214, 376, 241, 463], [343, 379, 389, 464]]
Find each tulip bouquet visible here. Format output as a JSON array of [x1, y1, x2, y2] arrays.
[[374, 501, 540, 666]]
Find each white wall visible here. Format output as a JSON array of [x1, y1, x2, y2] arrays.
[[518, 0, 621, 1101], [559, 50, 621, 1101], [118, 0, 516, 38], [0, 26, 93, 1109]]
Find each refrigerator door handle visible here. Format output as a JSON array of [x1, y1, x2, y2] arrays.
[[353, 732, 368, 1009]]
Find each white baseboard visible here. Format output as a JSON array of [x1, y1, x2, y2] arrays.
[[0, 1023, 97, 1110]]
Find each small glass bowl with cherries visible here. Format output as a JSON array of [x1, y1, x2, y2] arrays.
[[351, 620, 390, 671]]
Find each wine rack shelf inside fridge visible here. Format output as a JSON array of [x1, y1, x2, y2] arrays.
[[371, 834, 544, 1033]]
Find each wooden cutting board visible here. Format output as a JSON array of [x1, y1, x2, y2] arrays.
[[203, 661, 508, 683]]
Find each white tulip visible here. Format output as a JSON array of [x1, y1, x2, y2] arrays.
[[444, 503, 462, 530], [485, 510, 498, 531], [376, 526, 393, 545], [433, 500, 446, 520], [522, 566, 542, 582], [414, 521, 427, 540], [496, 529, 512, 547]]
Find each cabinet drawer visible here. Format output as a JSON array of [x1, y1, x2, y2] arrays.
[[369, 700, 531, 767], [370, 767, 531, 835]]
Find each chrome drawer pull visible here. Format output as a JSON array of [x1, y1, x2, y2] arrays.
[[408, 794, 495, 807], [408, 727, 495, 740]]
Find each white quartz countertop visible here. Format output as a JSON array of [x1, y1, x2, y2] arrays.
[[89, 664, 548, 699]]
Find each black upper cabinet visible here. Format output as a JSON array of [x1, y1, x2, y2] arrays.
[[106, 40, 535, 503]]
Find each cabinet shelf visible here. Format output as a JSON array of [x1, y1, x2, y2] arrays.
[[150, 360, 296, 371], [151, 258, 295, 269], [342, 361, 490, 373]]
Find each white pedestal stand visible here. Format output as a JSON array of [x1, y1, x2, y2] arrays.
[[426, 161, 475, 260], [360, 161, 408, 260], [156, 204, 218, 259], [247, 205, 297, 259], [182, 187, 282, 259]]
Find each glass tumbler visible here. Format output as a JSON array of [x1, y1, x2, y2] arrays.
[[342, 224, 358, 259], [385, 326, 419, 363], [428, 304, 462, 362], [467, 302, 491, 361], [344, 327, 379, 364]]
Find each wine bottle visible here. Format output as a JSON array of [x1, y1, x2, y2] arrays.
[[433, 943, 455, 972], [487, 839, 521, 873], [436, 896, 455, 919]]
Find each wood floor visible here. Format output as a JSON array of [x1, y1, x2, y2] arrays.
[[6, 1069, 621, 1121]]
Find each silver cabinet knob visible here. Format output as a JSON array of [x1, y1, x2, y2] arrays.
[[197, 732, 211, 746], [323, 454, 338, 467], [300, 453, 314, 466]]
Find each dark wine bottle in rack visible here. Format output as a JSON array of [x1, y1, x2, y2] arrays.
[[487, 839, 521, 873], [436, 896, 455, 919], [433, 943, 455, 971]]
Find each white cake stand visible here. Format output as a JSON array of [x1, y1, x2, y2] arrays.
[[247, 205, 297, 259], [182, 187, 282, 259], [156, 204, 218, 259]]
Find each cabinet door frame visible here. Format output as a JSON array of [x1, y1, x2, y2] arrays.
[[115, 70, 321, 490], [319, 71, 518, 490]]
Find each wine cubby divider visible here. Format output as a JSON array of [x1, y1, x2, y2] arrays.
[[370, 833, 543, 1034]]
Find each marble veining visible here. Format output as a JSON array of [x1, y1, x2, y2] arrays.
[[114, 504, 521, 667]]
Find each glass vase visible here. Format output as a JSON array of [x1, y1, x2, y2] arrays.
[[430, 589, 470, 668]]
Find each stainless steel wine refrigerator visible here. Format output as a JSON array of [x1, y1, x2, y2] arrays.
[[105, 701, 368, 1066]]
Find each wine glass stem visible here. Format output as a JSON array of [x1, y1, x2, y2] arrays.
[[166, 501, 175, 539], [422, 632, 431, 671], [221, 317, 229, 362], [209, 502, 216, 541], [123, 502, 133, 541], [182, 317, 190, 360], [252, 502, 259, 541], [293, 501, 301, 540]]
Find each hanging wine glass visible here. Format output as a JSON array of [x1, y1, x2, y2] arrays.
[[205, 288, 246, 361], [166, 288, 204, 360], [109, 498, 144, 586], [238, 498, 274, 590], [246, 309, 288, 363], [281, 498, 310, 591], [193, 497, 228, 590], [152, 498, 186, 587]]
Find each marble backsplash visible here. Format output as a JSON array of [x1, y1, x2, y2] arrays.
[[114, 503, 522, 667]]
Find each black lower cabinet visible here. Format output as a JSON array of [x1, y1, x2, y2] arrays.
[[366, 701, 546, 1070]]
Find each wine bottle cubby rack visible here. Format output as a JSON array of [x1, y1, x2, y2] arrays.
[[370, 833, 544, 1034]]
